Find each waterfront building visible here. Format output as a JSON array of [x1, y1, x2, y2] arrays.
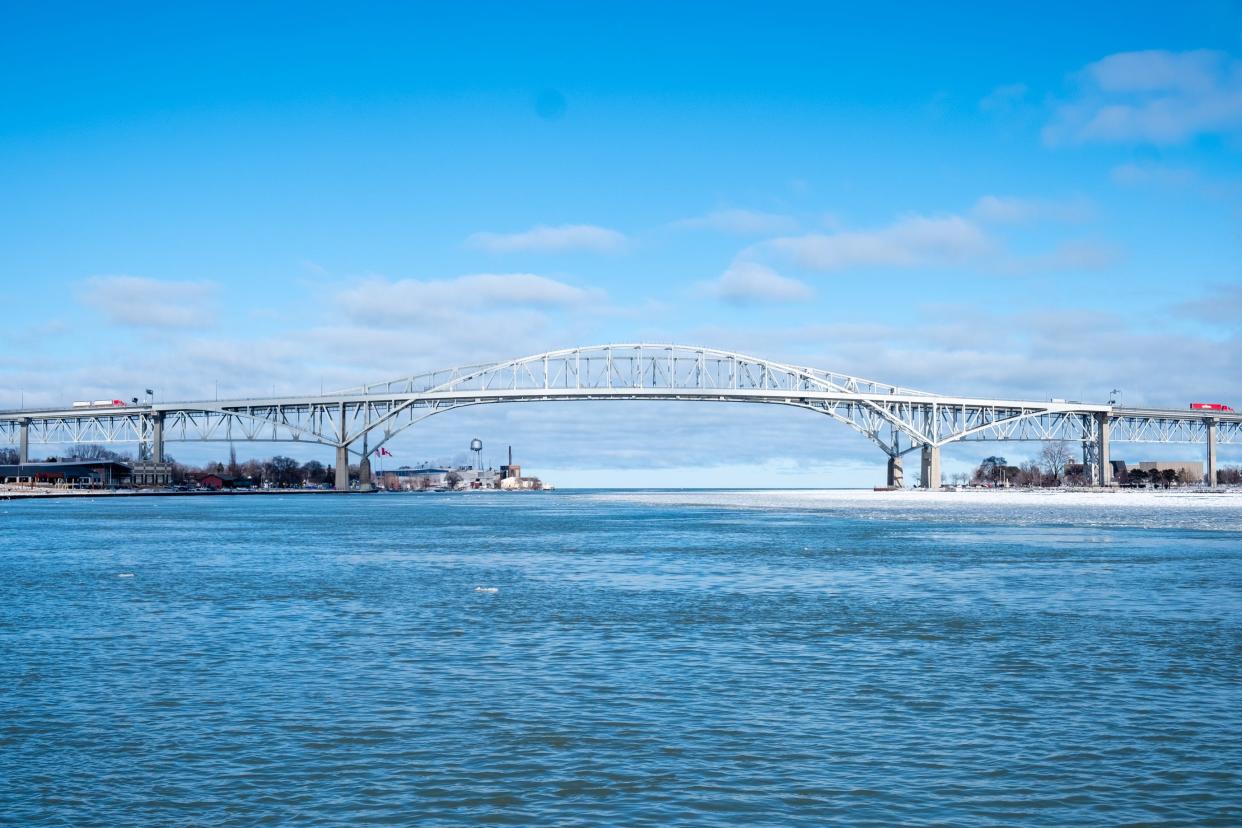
[[196, 473, 257, 490], [130, 461, 174, 487], [1137, 460, 1204, 480], [0, 460, 131, 487]]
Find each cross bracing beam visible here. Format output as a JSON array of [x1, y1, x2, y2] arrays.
[[1107, 411, 1242, 444], [1, 345, 1239, 458]]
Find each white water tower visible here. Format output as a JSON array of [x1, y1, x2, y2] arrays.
[[470, 438, 483, 470]]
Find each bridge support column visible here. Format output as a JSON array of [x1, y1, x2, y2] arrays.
[[151, 413, 165, 463], [920, 444, 941, 490], [1096, 413, 1111, 486], [886, 453, 903, 488], [335, 445, 350, 491], [1206, 419, 1218, 487], [358, 454, 373, 491], [18, 418, 30, 464]]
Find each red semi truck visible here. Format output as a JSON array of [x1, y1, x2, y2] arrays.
[[1190, 402, 1234, 412], [70, 399, 127, 408]]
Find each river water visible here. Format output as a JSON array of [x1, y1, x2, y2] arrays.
[[2, 490, 1240, 825]]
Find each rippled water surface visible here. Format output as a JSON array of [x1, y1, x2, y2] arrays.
[[2, 490, 1241, 825]]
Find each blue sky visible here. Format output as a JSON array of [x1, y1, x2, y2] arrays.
[[3, 2, 1241, 484]]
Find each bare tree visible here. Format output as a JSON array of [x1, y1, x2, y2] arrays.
[[68, 443, 130, 461], [1038, 442, 1073, 482], [240, 459, 263, 481], [973, 456, 1009, 485], [265, 455, 302, 487], [1014, 460, 1043, 487], [445, 470, 463, 489], [301, 460, 327, 484]]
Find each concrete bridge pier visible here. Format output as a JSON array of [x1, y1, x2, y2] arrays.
[[335, 445, 350, 491], [1207, 419, 1218, 487], [886, 453, 903, 488], [18, 418, 29, 464], [330, 443, 373, 492], [1095, 412, 1111, 486], [151, 413, 165, 463], [920, 444, 940, 490]]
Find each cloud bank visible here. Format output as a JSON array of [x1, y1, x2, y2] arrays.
[[1044, 49, 1242, 145], [78, 276, 216, 328], [701, 262, 813, 304], [672, 209, 799, 235], [763, 215, 990, 271], [467, 224, 627, 253], [336, 273, 598, 326]]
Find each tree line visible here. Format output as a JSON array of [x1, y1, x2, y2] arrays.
[[964, 442, 1240, 487], [4, 443, 1240, 487]]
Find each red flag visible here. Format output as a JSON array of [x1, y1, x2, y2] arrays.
[[379, 447, 392, 457]]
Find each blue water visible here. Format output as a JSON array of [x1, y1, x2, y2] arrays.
[[2, 490, 1240, 826]]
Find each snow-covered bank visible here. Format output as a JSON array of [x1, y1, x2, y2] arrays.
[[587, 487, 1242, 531]]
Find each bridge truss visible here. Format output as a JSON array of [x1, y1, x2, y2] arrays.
[[2, 344, 1238, 488]]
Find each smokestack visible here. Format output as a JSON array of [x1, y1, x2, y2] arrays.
[[508, 445, 513, 466]]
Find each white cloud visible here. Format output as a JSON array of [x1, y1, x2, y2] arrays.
[[764, 214, 990, 271], [467, 224, 627, 253], [336, 273, 598, 326], [671, 208, 799, 235], [979, 82, 1029, 112], [971, 195, 1094, 224], [1175, 284, 1242, 327], [1044, 49, 1242, 145], [78, 276, 216, 328], [1004, 240, 1124, 274], [1110, 162, 1196, 187], [700, 262, 813, 304]]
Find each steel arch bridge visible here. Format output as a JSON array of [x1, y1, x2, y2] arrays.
[[2, 343, 1238, 489]]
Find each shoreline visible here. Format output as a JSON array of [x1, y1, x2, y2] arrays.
[[3, 485, 1237, 502], [0, 487, 352, 501]]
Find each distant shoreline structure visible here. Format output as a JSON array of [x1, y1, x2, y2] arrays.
[[4, 485, 1236, 502]]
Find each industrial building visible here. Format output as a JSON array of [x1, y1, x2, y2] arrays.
[[387, 467, 453, 489], [384, 465, 512, 490], [381, 443, 544, 491], [1137, 460, 1205, 480]]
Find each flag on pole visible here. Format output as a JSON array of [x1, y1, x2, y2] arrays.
[[375, 447, 392, 457]]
